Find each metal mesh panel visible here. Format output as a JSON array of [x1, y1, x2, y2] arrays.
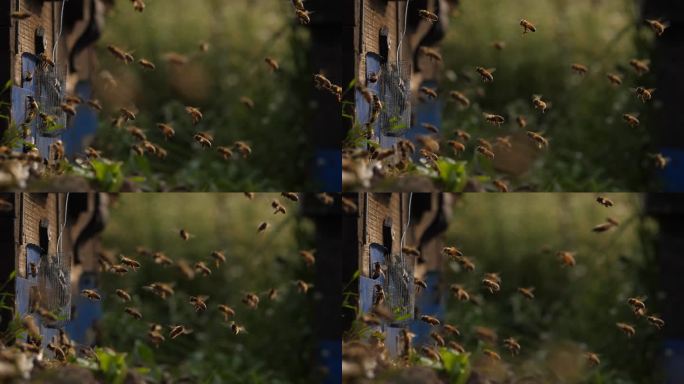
[[384, 252, 414, 323], [378, 61, 411, 137], [34, 64, 67, 137], [39, 253, 72, 327]]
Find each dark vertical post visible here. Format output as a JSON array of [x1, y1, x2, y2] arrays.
[[0, 1, 11, 136], [0, 193, 16, 333]]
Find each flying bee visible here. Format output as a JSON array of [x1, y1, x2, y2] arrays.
[[557, 251, 576, 267], [272, 199, 287, 215], [520, 19, 536, 33], [476, 67, 495, 82], [120, 255, 141, 270], [418, 9, 439, 22], [47, 342, 67, 361], [169, 325, 192, 339], [119, 108, 136, 122], [87, 99, 102, 111], [420, 345, 441, 361], [606, 73, 623, 86], [503, 337, 521, 355], [281, 192, 299, 202], [163, 52, 189, 65], [419, 46, 443, 62], [313, 74, 332, 90], [420, 86, 438, 99], [194, 261, 212, 277], [82, 289, 101, 300], [210, 250, 226, 267], [317, 193, 334, 205], [495, 136, 513, 150], [10, 11, 32, 20], [476, 145, 495, 160], [449, 341, 466, 353], [242, 293, 260, 309], [152, 251, 173, 266], [193, 132, 213, 148], [526, 131, 549, 149], [649, 153, 669, 169], [514, 286, 535, 300], [189, 296, 209, 312], [264, 57, 279, 72], [616, 322, 636, 337], [22, 315, 41, 341], [185, 106, 203, 125], [198, 41, 210, 52], [493, 179, 508, 192], [492, 41, 506, 50], [300, 249, 316, 267], [373, 285, 385, 306], [296, 280, 312, 294], [622, 113, 640, 127], [442, 246, 464, 258], [571, 63, 588, 75], [414, 278, 428, 293], [125, 307, 143, 320], [233, 141, 252, 159], [39, 53, 55, 69], [115, 289, 132, 302], [593, 221, 615, 233], [420, 315, 441, 326], [482, 277, 500, 294], [483, 349, 501, 360], [155, 123, 175, 140], [217, 146, 234, 160], [148, 330, 164, 347], [295, 9, 311, 24], [633, 86, 656, 103], [28, 262, 37, 278], [454, 129, 471, 142], [371, 262, 385, 280], [267, 288, 279, 301], [430, 331, 446, 347], [627, 296, 647, 312], [138, 59, 156, 70], [532, 95, 548, 113], [443, 324, 461, 336], [483, 113, 505, 126], [240, 96, 255, 109], [597, 196, 614, 207], [447, 140, 466, 155], [450, 284, 470, 301], [65, 95, 82, 105], [645, 19, 668, 36], [231, 322, 246, 335], [342, 197, 358, 213], [218, 304, 236, 321], [107, 45, 133, 64], [132, 0, 145, 12], [257, 221, 270, 233], [647, 315, 665, 329], [629, 59, 650, 75], [144, 282, 175, 299], [586, 352, 601, 367], [179, 228, 192, 241], [110, 264, 129, 275], [420, 123, 439, 134], [449, 91, 470, 108]]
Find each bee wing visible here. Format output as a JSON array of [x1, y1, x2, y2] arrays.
[[648, 88, 656, 93], [487, 68, 496, 73]]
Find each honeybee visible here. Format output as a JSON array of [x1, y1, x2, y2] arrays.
[[595, 196, 614, 207], [373, 285, 385, 307], [317, 193, 334, 205], [449, 341, 466, 353], [267, 288, 279, 301], [107, 45, 133, 64], [264, 57, 280, 72], [449, 91, 470, 108], [120, 255, 141, 270], [148, 329, 165, 347], [430, 331, 446, 347], [517, 287, 535, 300], [119, 108, 136, 122], [571, 63, 588, 75], [419, 123, 438, 134], [651, 153, 670, 169], [257, 221, 270, 233], [110, 264, 129, 275], [420, 86, 438, 99], [193, 261, 211, 277], [476, 145, 495, 160], [11, 11, 32, 20], [420, 315, 441, 326], [503, 337, 521, 355], [622, 113, 640, 127], [138, 59, 156, 70], [163, 52, 189, 66], [629, 59, 650, 75], [87, 99, 102, 111], [557, 251, 576, 267], [443, 324, 460, 336], [520, 19, 536, 33], [209, 250, 226, 268], [296, 280, 312, 294], [22, 315, 41, 340], [450, 284, 470, 301], [0, 198, 13, 213], [627, 296, 647, 312], [132, 0, 145, 12], [586, 352, 601, 367], [418, 9, 439, 22], [645, 19, 668, 36], [606, 73, 623, 86], [616, 322, 636, 337], [633, 86, 656, 103], [442, 246, 464, 259], [414, 278, 428, 292], [483, 349, 501, 360], [152, 251, 173, 266], [454, 129, 471, 142], [300, 249, 316, 267], [272, 199, 287, 215], [81, 289, 102, 301], [295, 9, 311, 24], [144, 282, 174, 299], [125, 307, 143, 320], [185, 106, 203, 125], [314, 74, 333, 90], [532, 95, 548, 113], [446, 140, 465, 155], [371, 262, 385, 280], [242, 292, 260, 309], [341, 197, 358, 213], [217, 147, 233, 160], [419, 46, 442, 62], [493, 179, 508, 192], [47, 341, 67, 361], [482, 276, 500, 294], [592, 221, 615, 233], [526, 131, 549, 149], [231, 322, 246, 335], [281, 192, 299, 202], [218, 304, 236, 321], [361, 313, 381, 327], [169, 325, 192, 339], [189, 295, 209, 312], [39, 53, 55, 69], [178, 228, 192, 241], [233, 141, 252, 159], [115, 289, 131, 302], [476, 67, 495, 82], [647, 315, 665, 329], [483, 113, 505, 126], [240, 96, 255, 109], [492, 41, 506, 50], [125, 126, 145, 141]]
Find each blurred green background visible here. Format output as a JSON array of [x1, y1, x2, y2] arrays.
[[91, 1, 313, 191], [437, 0, 658, 191], [97, 193, 318, 383], [443, 193, 662, 383]]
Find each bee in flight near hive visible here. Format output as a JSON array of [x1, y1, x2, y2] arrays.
[[476, 67, 495, 82], [418, 9, 439, 23], [645, 19, 668, 36], [520, 19, 536, 33]]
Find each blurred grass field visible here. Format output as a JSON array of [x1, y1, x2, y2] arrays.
[[97, 193, 318, 383]]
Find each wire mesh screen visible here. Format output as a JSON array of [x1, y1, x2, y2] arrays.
[[34, 63, 67, 137], [385, 252, 414, 324], [378, 61, 411, 137], [39, 253, 72, 327]]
